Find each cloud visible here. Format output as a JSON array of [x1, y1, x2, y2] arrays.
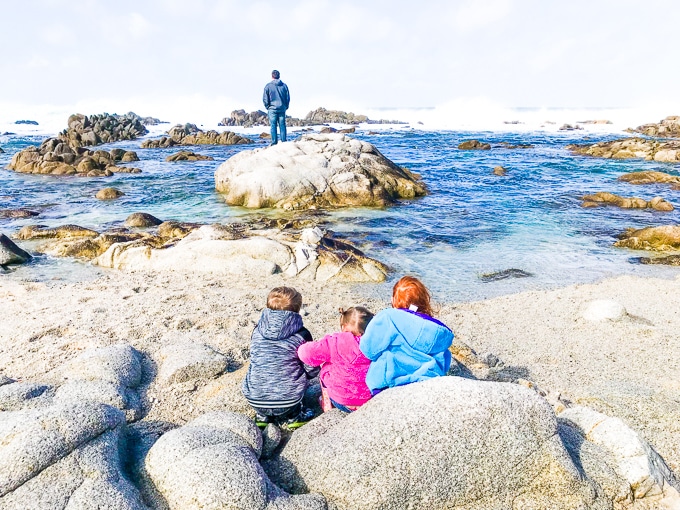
[[450, 0, 513, 33], [127, 12, 153, 39], [42, 24, 77, 46], [24, 55, 51, 70]]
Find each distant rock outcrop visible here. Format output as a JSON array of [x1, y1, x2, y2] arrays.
[[581, 192, 673, 211], [215, 133, 426, 210], [8, 138, 141, 176], [141, 123, 253, 148], [165, 151, 214, 162], [568, 138, 680, 162], [217, 107, 407, 128], [628, 115, 680, 138], [458, 140, 491, 150], [218, 109, 268, 127], [0, 209, 40, 219], [14, 120, 39, 125], [617, 170, 680, 185], [59, 112, 148, 148]]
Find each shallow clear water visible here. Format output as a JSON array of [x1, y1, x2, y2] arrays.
[[1, 128, 679, 301]]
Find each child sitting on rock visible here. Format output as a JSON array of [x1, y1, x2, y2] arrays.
[[242, 286, 318, 424], [298, 306, 374, 413], [360, 276, 453, 394]]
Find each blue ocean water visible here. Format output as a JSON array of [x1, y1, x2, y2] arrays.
[[1, 127, 679, 301]]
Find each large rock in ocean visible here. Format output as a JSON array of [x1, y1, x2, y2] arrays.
[[140, 123, 253, 148], [214, 133, 426, 210], [60, 112, 148, 147], [581, 192, 674, 211]]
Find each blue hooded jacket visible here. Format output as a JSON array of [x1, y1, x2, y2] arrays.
[[263, 79, 290, 112], [359, 308, 453, 392]]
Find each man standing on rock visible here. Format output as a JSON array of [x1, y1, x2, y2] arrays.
[[263, 70, 290, 145]]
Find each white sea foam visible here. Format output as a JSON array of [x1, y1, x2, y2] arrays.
[[1, 95, 679, 138]]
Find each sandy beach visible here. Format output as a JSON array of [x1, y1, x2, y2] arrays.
[[1, 267, 678, 475]]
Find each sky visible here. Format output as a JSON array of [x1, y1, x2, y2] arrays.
[[1, 0, 679, 125]]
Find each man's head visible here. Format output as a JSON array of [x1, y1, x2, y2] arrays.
[[271, 70, 280, 80]]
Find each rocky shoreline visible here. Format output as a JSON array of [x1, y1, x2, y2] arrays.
[[1, 269, 679, 509]]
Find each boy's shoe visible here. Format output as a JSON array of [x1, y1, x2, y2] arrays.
[[255, 413, 271, 428], [285, 407, 315, 425]]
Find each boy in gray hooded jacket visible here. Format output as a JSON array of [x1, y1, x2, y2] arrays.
[[242, 286, 318, 424]]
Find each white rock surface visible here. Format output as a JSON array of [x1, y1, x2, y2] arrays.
[[214, 133, 426, 210], [582, 299, 627, 321]]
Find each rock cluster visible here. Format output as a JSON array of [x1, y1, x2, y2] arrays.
[[581, 192, 674, 211], [59, 112, 148, 147], [458, 139, 491, 150], [165, 151, 214, 162], [218, 107, 406, 128], [141, 123, 253, 148], [214, 133, 426, 210], [568, 137, 680, 162], [629, 115, 680, 138], [219, 109, 268, 127], [8, 138, 141, 176]]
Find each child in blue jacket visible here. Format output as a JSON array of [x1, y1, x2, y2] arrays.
[[360, 276, 453, 393]]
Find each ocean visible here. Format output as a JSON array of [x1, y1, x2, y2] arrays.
[[1, 106, 679, 302]]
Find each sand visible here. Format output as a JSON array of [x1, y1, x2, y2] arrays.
[[0, 268, 678, 472]]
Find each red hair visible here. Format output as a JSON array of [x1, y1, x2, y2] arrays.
[[392, 276, 434, 317]]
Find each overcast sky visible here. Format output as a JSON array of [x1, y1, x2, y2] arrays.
[[1, 0, 678, 121]]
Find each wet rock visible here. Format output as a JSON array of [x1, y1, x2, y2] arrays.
[[165, 150, 215, 162], [568, 138, 680, 162], [96, 187, 125, 200], [41, 232, 152, 259], [0, 209, 40, 219], [479, 268, 532, 282], [14, 224, 99, 240], [264, 377, 606, 509], [158, 220, 202, 240], [492, 165, 507, 176], [617, 170, 680, 185], [0, 234, 32, 267], [215, 133, 426, 210], [157, 342, 229, 385], [319, 126, 337, 133], [458, 139, 491, 150], [144, 411, 326, 510], [121, 151, 139, 162], [638, 254, 680, 266], [125, 212, 163, 228], [581, 192, 674, 211], [614, 225, 680, 251]]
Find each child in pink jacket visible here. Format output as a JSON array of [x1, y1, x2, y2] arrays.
[[297, 306, 374, 413]]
